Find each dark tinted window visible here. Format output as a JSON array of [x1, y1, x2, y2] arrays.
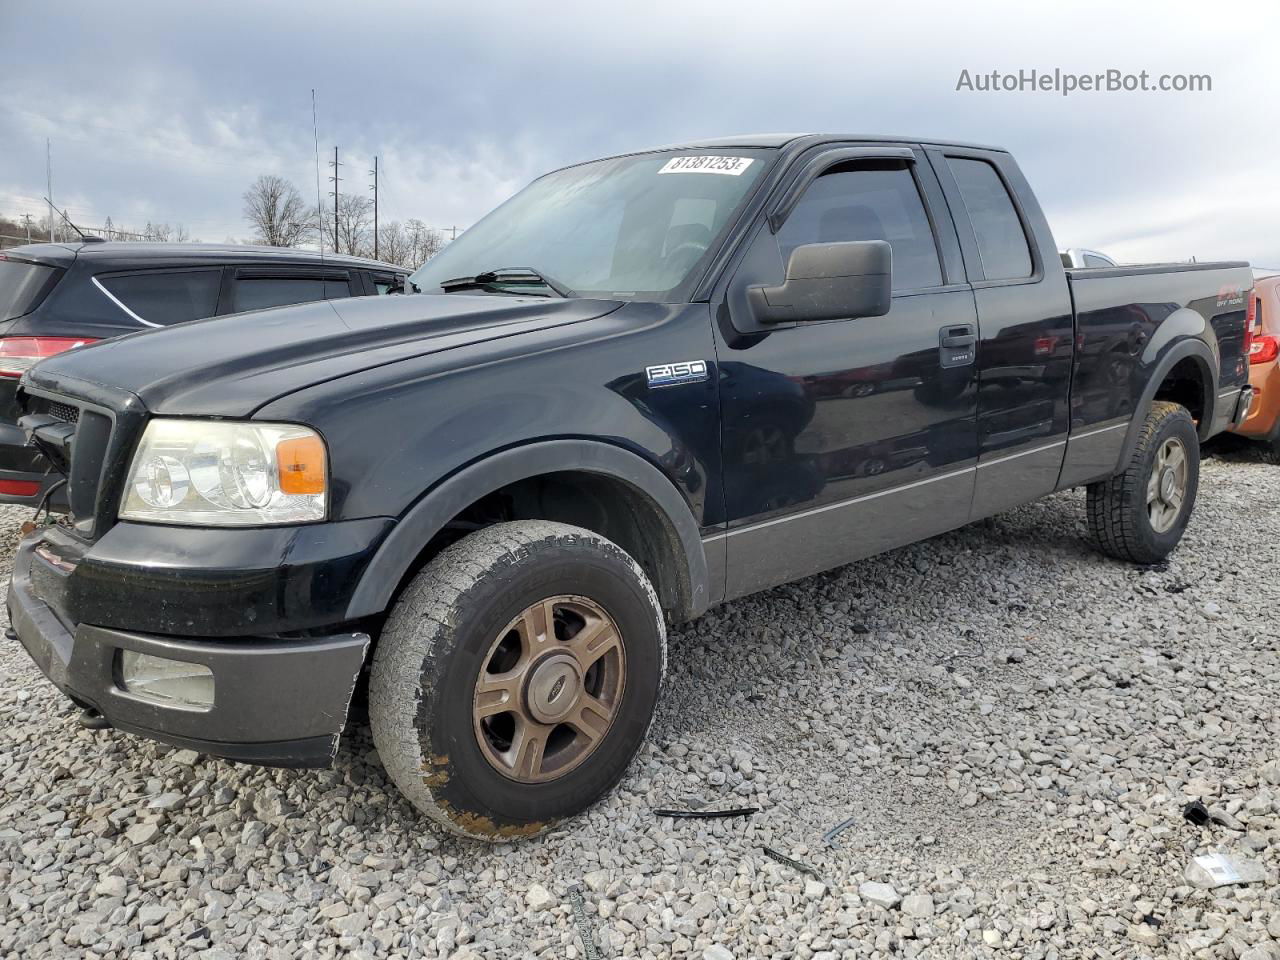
[[232, 277, 351, 312], [778, 161, 942, 291], [0, 259, 62, 321], [98, 270, 222, 325], [946, 158, 1033, 280], [371, 274, 405, 295]]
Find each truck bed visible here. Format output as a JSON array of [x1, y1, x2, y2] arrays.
[[1057, 258, 1253, 488]]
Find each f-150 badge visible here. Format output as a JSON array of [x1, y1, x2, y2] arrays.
[[646, 360, 709, 387]]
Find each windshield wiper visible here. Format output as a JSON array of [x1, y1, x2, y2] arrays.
[[439, 267, 575, 299]]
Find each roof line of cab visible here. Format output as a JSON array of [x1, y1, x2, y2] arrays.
[[542, 133, 1011, 179]]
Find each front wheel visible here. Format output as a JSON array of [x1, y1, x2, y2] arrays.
[[1087, 401, 1199, 564], [369, 521, 666, 840]]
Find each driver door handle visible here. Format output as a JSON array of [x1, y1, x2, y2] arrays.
[[939, 324, 977, 368]]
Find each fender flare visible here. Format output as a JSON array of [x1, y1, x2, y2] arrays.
[[1115, 338, 1217, 472], [345, 439, 711, 622]]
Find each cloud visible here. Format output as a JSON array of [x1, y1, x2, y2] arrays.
[[1, 0, 1276, 263]]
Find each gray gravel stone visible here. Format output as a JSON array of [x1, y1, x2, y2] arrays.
[[859, 881, 901, 909], [901, 893, 935, 917], [2, 457, 1279, 957]]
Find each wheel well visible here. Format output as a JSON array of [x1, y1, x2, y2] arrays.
[[389, 471, 692, 621], [1152, 356, 1209, 433]]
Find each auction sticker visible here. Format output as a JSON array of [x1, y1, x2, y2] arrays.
[[658, 155, 754, 176]]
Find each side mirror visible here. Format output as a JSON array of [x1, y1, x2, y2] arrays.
[[748, 240, 892, 324]]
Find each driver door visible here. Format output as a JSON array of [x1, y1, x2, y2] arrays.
[[711, 146, 980, 599]]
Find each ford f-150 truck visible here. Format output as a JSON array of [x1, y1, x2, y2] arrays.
[[6, 135, 1255, 841]]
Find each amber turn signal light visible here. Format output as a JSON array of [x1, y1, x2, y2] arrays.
[[276, 435, 327, 494]]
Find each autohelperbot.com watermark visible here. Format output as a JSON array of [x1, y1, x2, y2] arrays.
[[956, 68, 1211, 97]]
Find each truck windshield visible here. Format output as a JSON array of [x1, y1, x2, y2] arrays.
[[409, 149, 775, 302]]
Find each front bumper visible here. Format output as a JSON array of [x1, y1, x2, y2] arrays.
[[7, 530, 373, 767]]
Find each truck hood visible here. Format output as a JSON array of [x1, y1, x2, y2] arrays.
[[24, 293, 622, 416]]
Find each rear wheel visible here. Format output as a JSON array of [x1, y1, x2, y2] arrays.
[[1087, 401, 1199, 563], [369, 521, 665, 840]]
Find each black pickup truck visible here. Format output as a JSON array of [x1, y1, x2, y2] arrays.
[[6, 135, 1254, 840]]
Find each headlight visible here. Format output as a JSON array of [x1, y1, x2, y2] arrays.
[[120, 419, 327, 525]]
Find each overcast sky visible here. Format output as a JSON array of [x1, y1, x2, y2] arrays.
[[2, 0, 1277, 267]]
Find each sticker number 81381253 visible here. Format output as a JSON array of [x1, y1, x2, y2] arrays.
[[658, 156, 755, 176]]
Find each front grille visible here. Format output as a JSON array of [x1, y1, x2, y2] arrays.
[[26, 396, 82, 424], [47, 401, 80, 424]]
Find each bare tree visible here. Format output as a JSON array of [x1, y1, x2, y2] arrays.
[[329, 194, 373, 256], [376, 220, 411, 268], [404, 219, 444, 268], [243, 175, 314, 247]]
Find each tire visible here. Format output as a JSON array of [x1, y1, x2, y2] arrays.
[[1086, 401, 1199, 564], [369, 521, 666, 841]]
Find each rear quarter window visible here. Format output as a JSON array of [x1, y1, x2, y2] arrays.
[[97, 269, 222, 326], [0, 258, 63, 321]]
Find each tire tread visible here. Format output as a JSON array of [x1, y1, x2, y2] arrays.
[[1086, 401, 1196, 563]]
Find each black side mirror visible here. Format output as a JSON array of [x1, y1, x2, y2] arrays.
[[748, 240, 892, 324]]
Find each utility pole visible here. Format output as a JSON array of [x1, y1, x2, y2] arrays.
[[369, 156, 379, 260], [449, 225, 458, 241], [21, 213, 32, 242], [46, 139, 55, 242], [328, 146, 342, 253]]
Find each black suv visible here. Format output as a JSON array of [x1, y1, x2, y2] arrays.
[[0, 241, 407, 506]]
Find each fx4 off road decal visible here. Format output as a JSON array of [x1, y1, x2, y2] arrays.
[[646, 360, 709, 387]]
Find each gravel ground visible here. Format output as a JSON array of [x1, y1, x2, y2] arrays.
[[3, 451, 1280, 959]]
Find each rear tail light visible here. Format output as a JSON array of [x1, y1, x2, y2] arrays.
[[1250, 335, 1279, 365], [0, 337, 98, 378], [1244, 293, 1258, 358]]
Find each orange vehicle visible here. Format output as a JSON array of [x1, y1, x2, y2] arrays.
[[1234, 274, 1280, 459]]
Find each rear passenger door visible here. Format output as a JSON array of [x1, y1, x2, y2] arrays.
[[714, 145, 980, 599], [927, 148, 1075, 519], [223, 267, 354, 314]]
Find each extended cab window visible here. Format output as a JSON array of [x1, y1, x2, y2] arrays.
[[777, 161, 943, 291], [97, 270, 221, 325], [232, 277, 351, 312], [946, 157, 1033, 280]]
